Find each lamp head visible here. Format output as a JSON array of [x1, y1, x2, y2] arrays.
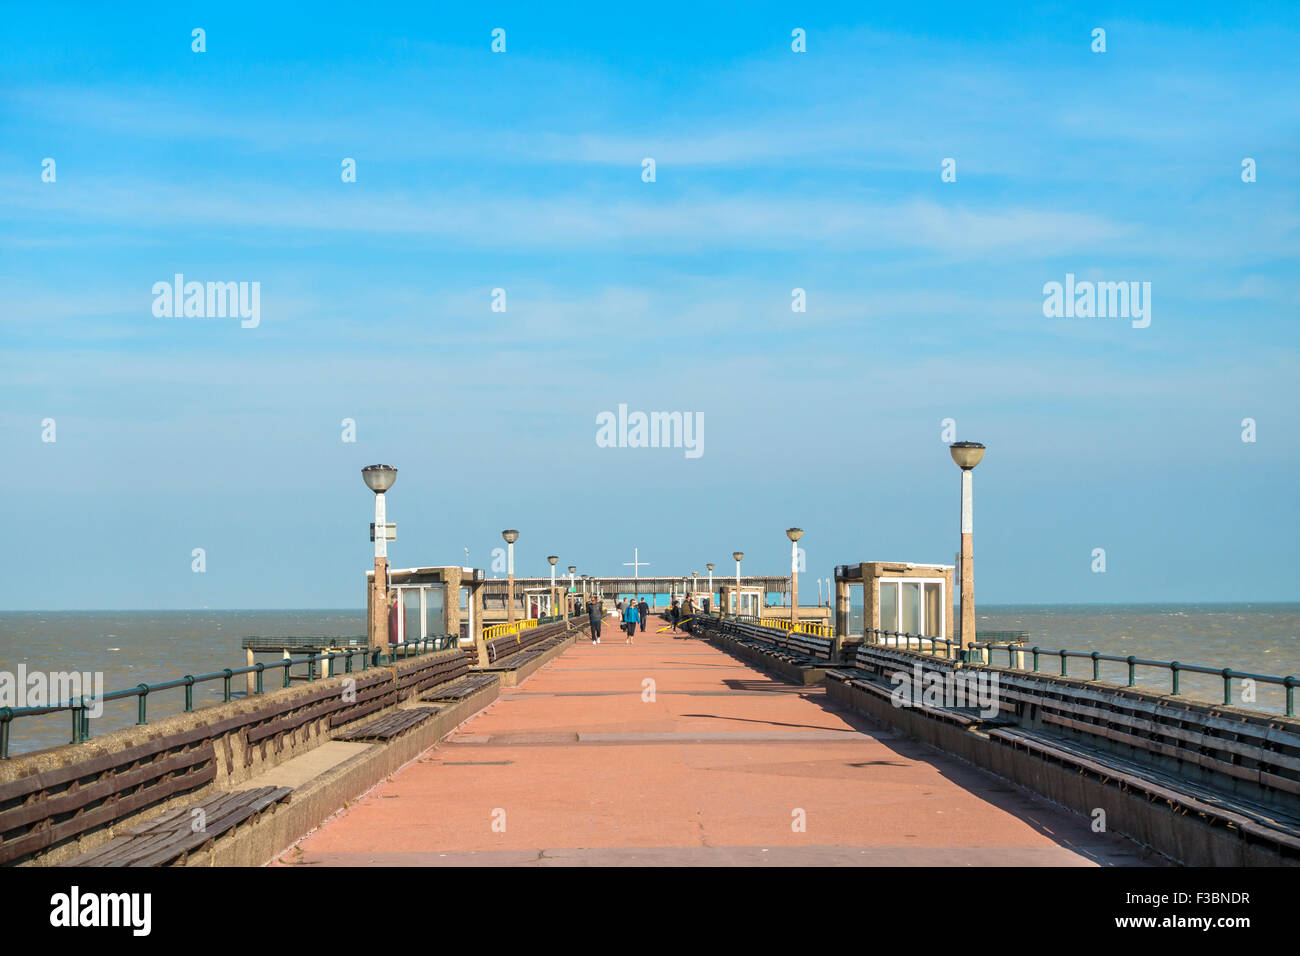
[[949, 441, 986, 470], [547, 555, 558, 566], [361, 464, 397, 493], [501, 529, 520, 544], [733, 551, 744, 562], [786, 527, 804, 542], [706, 563, 714, 571], [568, 565, 576, 574]]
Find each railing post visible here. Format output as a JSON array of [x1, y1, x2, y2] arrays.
[[1060, 651, 1068, 677], [223, 668, 233, 702], [183, 675, 195, 712], [1091, 651, 1100, 682], [255, 662, 265, 694], [0, 708, 9, 760], [137, 684, 149, 725], [1127, 656, 1136, 687], [1222, 668, 1232, 706], [1170, 661, 1181, 696], [1287, 677, 1296, 718], [1032, 647, 1040, 672]]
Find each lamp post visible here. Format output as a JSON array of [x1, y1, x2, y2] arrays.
[[950, 441, 986, 656], [786, 528, 803, 624], [732, 551, 744, 618], [567, 565, 576, 617], [362, 465, 398, 649], [502, 530, 519, 626], [547, 555, 559, 621], [706, 563, 714, 612]]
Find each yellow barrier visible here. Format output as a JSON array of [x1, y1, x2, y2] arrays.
[[482, 618, 539, 642], [758, 618, 834, 639]]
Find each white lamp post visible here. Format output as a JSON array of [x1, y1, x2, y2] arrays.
[[547, 555, 559, 620], [950, 441, 986, 655], [786, 528, 803, 624], [732, 551, 744, 617], [502, 529, 519, 626], [362, 465, 397, 649]]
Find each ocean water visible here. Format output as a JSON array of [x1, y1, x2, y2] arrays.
[[1, 604, 1297, 756]]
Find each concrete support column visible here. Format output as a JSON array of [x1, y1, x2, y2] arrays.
[[834, 578, 850, 637], [860, 564, 876, 638], [367, 558, 389, 649], [245, 648, 256, 695], [442, 568, 462, 642], [472, 582, 488, 666]]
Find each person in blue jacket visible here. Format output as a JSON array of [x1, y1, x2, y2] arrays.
[[622, 599, 641, 644]]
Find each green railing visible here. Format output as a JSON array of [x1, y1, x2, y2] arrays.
[[854, 629, 1297, 717], [972, 641, 1298, 717], [0, 634, 459, 759], [865, 628, 963, 658]]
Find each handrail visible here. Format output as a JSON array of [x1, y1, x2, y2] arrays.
[[481, 618, 540, 642], [969, 640, 1298, 717], [855, 628, 1297, 717], [753, 617, 835, 639], [0, 634, 460, 759]]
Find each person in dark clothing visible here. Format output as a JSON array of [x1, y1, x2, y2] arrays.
[[637, 597, 649, 632], [680, 595, 695, 634], [587, 597, 602, 643], [669, 598, 680, 632]]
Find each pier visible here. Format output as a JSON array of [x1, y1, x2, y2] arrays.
[[276, 614, 1144, 866], [2, 465, 1299, 870]]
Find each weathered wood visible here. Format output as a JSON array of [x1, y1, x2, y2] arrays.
[[336, 708, 436, 742], [0, 742, 215, 834], [0, 761, 216, 865]]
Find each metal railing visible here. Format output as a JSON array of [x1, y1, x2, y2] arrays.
[[482, 619, 539, 642], [0, 635, 459, 759], [760, 618, 835, 639], [972, 641, 1298, 717], [864, 628, 962, 657]]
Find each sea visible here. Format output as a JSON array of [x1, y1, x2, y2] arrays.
[[0, 604, 1297, 757]]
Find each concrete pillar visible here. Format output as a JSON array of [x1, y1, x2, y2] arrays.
[[472, 581, 488, 666], [245, 648, 256, 695], [860, 564, 876, 639], [834, 578, 849, 637], [442, 568, 462, 643], [367, 558, 389, 649]]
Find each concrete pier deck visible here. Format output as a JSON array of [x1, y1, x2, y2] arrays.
[[275, 615, 1159, 866]]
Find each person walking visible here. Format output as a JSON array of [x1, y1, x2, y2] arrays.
[[588, 595, 603, 644], [622, 599, 640, 643], [670, 597, 680, 632], [680, 594, 695, 634], [637, 596, 649, 633]]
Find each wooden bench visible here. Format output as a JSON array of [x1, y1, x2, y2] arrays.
[[335, 707, 437, 742], [834, 642, 1300, 858], [61, 786, 292, 867], [0, 733, 219, 866], [421, 673, 499, 703], [990, 725, 1300, 854]]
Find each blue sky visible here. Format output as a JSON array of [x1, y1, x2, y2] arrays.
[[1, 2, 1297, 608]]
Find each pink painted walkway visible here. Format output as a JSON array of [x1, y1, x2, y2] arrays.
[[275, 616, 1158, 866]]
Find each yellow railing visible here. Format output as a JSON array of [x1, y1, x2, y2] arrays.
[[759, 618, 834, 639], [482, 618, 539, 642]]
